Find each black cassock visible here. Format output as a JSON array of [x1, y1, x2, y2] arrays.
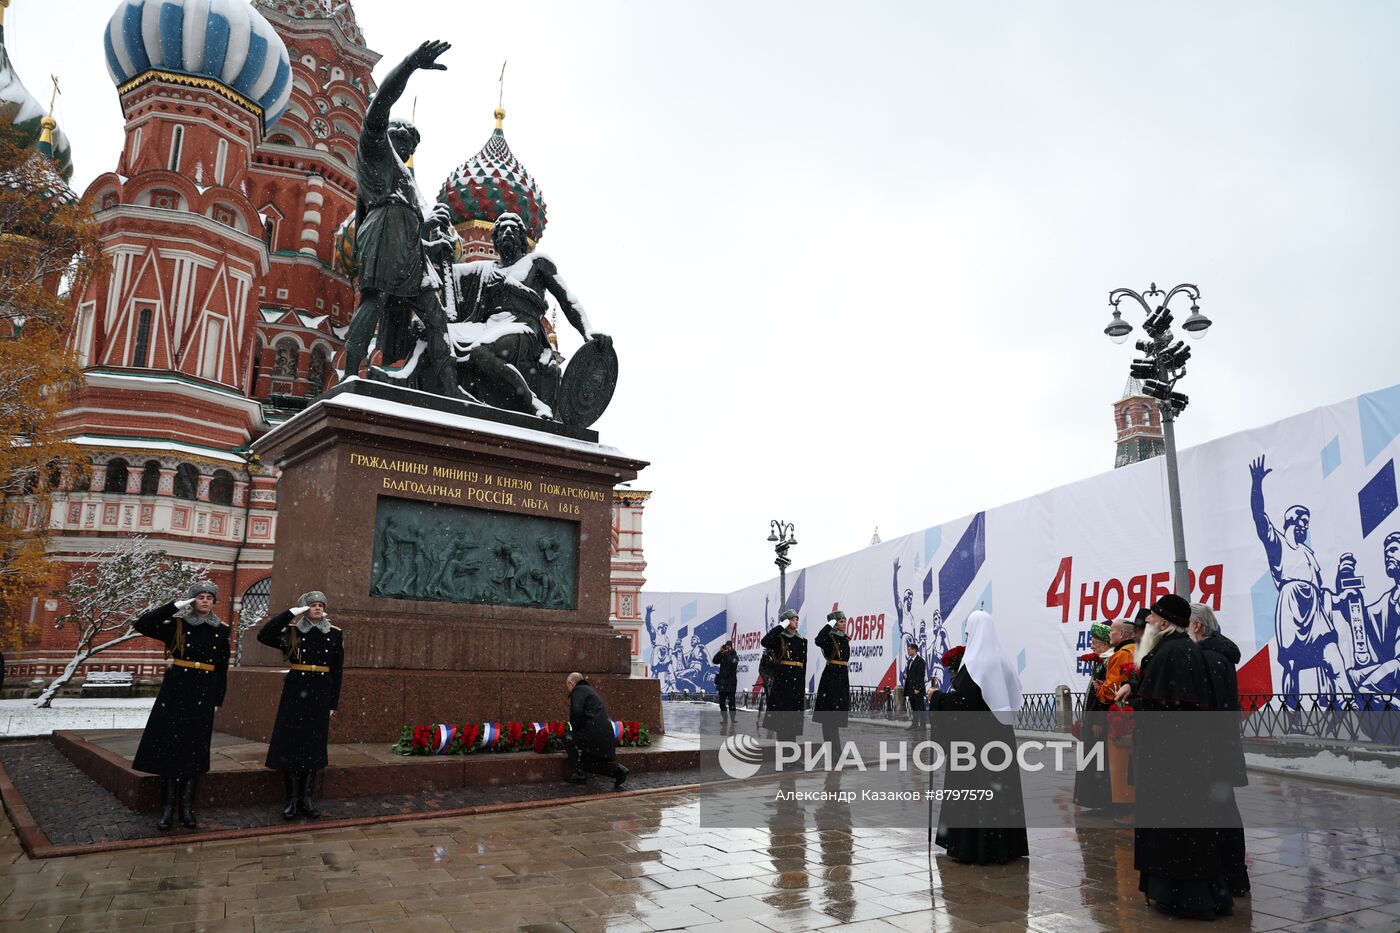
[[257, 611, 344, 771], [131, 603, 230, 778], [813, 624, 851, 727], [1199, 631, 1250, 895], [1134, 630, 1232, 917], [1073, 665, 1112, 809], [760, 626, 807, 740], [928, 666, 1029, 865]]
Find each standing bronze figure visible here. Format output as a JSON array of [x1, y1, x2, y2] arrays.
[[342, 39, 458, 395]]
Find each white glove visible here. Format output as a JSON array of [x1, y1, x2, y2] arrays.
[[174, 598, 194, 610], [290, 605, 310, 616]]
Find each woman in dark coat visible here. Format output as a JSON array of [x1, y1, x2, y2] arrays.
[[257, 591, 343, 820], [813, 610, 852, 750], [131, 580, 230, 831], [1073, 623, 1113, 810], [926, 610, 1029, 865], [760, 610, 807, 742]]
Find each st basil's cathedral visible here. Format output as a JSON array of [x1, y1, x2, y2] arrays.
[[3, 0, 650, 684]]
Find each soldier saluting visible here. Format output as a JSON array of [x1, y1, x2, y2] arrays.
[[760, 609, 807, 742], [814, 610, 852, 750], [131, 581, 230, 831], [257, 592, 344, 820]]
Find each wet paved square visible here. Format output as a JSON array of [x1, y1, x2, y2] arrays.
[[0, 769, 1396, 932]]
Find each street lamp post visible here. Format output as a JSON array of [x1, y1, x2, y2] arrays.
[[767, 519, 798, 610], [1103, 283, 1213, 598]]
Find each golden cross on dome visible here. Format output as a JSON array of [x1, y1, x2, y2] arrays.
[[48, 74, 61, 115], [495, 60, 507, 129]]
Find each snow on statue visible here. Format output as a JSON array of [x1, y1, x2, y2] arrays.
[[451, 212, 615, 426]]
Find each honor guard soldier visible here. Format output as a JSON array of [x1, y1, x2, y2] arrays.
[[258, 591, 343, 820], [131, 581, 231, 831], [814, 610, 852, 750], [760, 609, 807, 742]]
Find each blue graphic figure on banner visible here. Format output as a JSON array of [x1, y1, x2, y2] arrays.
[[1248, 456, 1356, 698], [647, 610, 726, 694], [893, 558, 923, 685], [893, 557, 951, 693], [644, 605, 674, 691], [1337, 533, 1400, 694]]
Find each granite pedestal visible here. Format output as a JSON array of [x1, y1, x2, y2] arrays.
[[216, 381, 660, 743]]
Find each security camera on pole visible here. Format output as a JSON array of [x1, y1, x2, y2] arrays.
[[1103, 283, 1213, 597]]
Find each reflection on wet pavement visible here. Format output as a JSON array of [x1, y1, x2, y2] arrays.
[[0, 766, 1396, 932]]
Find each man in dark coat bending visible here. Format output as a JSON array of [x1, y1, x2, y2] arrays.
[[565, 672, 628, 789]]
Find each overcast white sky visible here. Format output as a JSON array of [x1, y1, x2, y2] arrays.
[[9, 1, 1400, 592]]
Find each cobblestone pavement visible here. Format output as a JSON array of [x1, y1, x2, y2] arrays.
[[1, 773, 1398, 931], [0, 741, 703, 848]]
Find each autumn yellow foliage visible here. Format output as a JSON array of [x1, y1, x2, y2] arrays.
[[0, 128, 102, 644]]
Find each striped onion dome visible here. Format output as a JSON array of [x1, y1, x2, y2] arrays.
[[438, 108, 547, 243], [103, 0, 293, 125]]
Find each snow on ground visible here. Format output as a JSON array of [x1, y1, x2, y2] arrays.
[[0, 698, 154, 738], [1244, 750, 1400, 790]]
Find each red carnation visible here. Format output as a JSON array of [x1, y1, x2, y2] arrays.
[[1078, 652, 1100, 663], [506, 722, 524, 745], [1107, 703, 1135, 743], [532, 729, 549, 754], [940, 645, 966, 669]]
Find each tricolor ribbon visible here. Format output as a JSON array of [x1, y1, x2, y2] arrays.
[[433, 724, 456, 755], [480, 722, 500, 749], [612, 720, 624, 743]]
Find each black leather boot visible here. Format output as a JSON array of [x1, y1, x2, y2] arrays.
[[612, 763, 629, 790], [281, 771, 299, 821], [178, 776, 198, 829], [298, 770, 321, 819], [156, 776, 177, 831]]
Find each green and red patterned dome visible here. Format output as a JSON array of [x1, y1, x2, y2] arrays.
[[438, 108, 547, 243]]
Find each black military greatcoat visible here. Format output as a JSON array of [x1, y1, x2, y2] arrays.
[[258, 610, 344, 771], [131, 603, 230, 778], [813, 624, 851, 726], [569, 681, 617, 763], [760, 626, 807, 712]]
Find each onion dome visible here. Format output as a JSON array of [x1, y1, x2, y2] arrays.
[[438, 108, 547, 243], [0, 5, 74, 180], [253, 0, 364, 48], [332, 208, 461, 281], [331, 211, 356, 279], [103, 0, 293, 126]]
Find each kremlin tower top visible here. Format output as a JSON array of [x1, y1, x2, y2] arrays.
[[103, 0, 294, 127], [0, 0, 74, 179], [439, 108, 548, 246]]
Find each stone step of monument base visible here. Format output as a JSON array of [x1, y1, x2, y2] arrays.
[[53, 729, 702, 812]]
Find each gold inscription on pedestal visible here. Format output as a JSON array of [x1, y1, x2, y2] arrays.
[[348, 452, 594, 517]]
